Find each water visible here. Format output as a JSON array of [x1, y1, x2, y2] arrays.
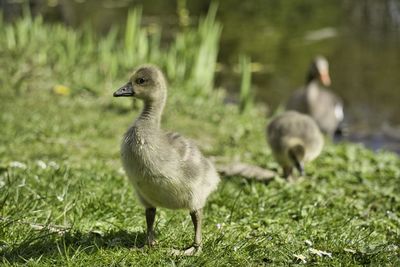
[[2, 0, 400, 153]]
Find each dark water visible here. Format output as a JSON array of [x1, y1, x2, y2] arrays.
[[2, 0, 400, 153]]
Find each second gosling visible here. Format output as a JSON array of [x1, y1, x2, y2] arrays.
[[113, 65, 220, 255], [267, 111, 324, 179]]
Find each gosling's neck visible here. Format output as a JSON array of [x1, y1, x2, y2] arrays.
[[284, 137, 304, 151], [286, 139, 305, 173], [136, 93, 167, 129]]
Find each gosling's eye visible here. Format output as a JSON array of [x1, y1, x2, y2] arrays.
[[136, 78, 145, 85]]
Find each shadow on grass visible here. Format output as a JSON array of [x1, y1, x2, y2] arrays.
[[1, 229, 146, 263]]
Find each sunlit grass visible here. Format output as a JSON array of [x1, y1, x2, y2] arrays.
[[0, 4, 221, 98], [1, 6, 400, 266]]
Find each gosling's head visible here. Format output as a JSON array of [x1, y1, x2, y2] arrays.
[[113, 65, 167, 101], [288, 144, 305, 176], [307, 56, 331, 87]]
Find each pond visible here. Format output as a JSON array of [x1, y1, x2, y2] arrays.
[[3, 0, 400, 153]]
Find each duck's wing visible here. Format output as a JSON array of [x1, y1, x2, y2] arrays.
[[286, 87, 307, 113], [317, 90, 344, 122], [165, 132, 203, 162]]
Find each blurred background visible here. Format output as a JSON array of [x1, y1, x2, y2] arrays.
[[1, 0, 400, 153]]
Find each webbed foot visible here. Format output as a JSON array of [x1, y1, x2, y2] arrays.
[[171, 245, 202, 256]]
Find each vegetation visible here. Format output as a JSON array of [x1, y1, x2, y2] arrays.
[[238, 54, 253, 113], [1, 7, 400, 266]]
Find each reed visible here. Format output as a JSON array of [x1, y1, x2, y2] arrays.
[[239, 54, 253, 113], [0, 4, 227, 98]]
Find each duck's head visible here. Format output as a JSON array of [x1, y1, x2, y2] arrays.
[[307, 56, 331, 87], [113, 65, 167, 101]]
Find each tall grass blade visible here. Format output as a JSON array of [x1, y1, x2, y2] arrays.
[[239, 55, 253, 113]]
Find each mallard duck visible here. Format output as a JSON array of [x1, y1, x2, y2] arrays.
[[267, 111, 324, 179], [286, 56, 344, 137], [113, 65, 220, 255]]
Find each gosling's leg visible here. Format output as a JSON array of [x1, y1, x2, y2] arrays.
[[171, 209, 203, 256], [191, 209, 202, 249], [183, 209, 203, 255], [145, 207, 157, 246]]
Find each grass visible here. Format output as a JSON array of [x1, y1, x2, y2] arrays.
[[1, 7, 400, 266], [238, 54, 253, 113]]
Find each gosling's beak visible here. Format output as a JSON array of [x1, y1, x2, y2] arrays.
[[113, 82, 134, 97], [320, 70, 331, 87], [295, 161, 305, 176]]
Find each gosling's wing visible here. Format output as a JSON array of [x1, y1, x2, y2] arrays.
[[165, 132, 203, 163], [165, 131, 214, 180]]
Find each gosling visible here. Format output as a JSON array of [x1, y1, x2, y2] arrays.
[[286, 56, 344, 137], [113, 65, 220, 255], [267, 111, 324, 179]]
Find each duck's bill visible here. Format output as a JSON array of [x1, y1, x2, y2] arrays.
[[113, 82, 134, 97], [320, 71, 331, 87], [295, 161, 305, 176]]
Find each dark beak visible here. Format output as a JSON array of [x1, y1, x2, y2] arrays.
[[113, 82, 134, 97], [295, 161, 305, 176]]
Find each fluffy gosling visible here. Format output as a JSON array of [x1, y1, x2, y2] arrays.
[[267, 111, 324, 179], [286, 56, 344, 137], [113, 65, 220, 255]]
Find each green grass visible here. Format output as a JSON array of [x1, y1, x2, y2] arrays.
[[1, 8, 400, 266], [238, 54, 253, 113]]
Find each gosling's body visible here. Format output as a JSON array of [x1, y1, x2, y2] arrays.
[[114, 65, 219, 255], [286, 56, 343, 137], [267, 111, 324, 179], [122, 121, 219, 210]]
